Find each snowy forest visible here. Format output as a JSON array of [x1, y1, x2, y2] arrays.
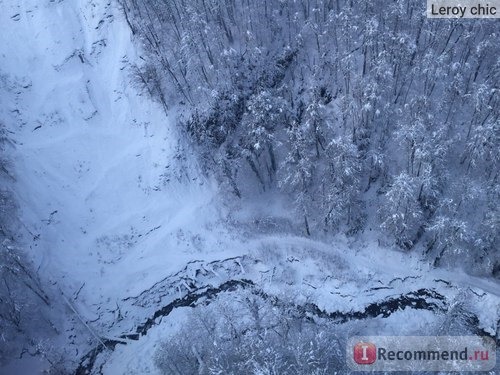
[[0, 0, 499, 374], [122, 0, 499, 274]]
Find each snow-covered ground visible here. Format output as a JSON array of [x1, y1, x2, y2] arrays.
[[1, 0, 233, 306], [0, 1, 239, 371], [0, 0, 498, 374], [99, 235, 500, 373]]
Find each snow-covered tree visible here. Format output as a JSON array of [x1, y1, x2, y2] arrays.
[[279, 120, 316, 235], [379, 172, 423, 249], [320, 135, 362, 232], [239, 90, 288, 189]]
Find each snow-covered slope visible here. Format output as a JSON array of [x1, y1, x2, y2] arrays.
[[0, 0, 229, 305], [0, 1, 237, 371], [0, 1, 498, 374]]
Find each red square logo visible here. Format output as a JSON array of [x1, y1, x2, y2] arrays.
[[354, 342, 377, 364]]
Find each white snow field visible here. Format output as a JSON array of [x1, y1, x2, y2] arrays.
[[0, 0, 235, 371], [0, 0, 498, 374], [1, 0, 231, 304]]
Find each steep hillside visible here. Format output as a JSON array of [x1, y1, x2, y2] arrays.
[[0, 0, 498, 374]]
